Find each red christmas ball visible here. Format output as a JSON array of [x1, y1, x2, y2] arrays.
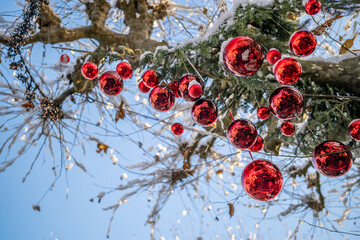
[[143, 70, 160, 88], [188, 80, 203, 98], [289, 30, 317, 57], [116, 62, 133, 79], [241, 160, 283, 201], [149, 86, 175, 112], [178, 74, 203, 101], [223, 36, 264, 77], [171, 123, 184, 135], [138, 81, 150, 93], [227, 119, 257, 149], [170, 81, 180, 98], [312, 141, 352, 177], [266, 49, 281, 65], [60, 54, 70, 64], [82, 62, 98, 80], [249, 135, 264, 152], [257, 107, 271, 120], [281, 122, 295, 136], [305, 0, 321, 15], [98, 71, 123, 96], [191, 99, 218, 126], [269, 86, 303, 120], [349, 119, 360, 141], [273, 58, 302, 85]]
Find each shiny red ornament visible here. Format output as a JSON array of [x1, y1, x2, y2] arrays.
[[241, 160, 283, 201], [171, 123, 184, 136], [257, 107, 270, 120], [281, 122, 295, 136], [149, 86, 175, 112], [227, 119, 257, 149], [138, 81, 150, 93], [223, 36, 264, 77], [349, 119, 360, 141], [269, 86, 303, 120], [98, 71, 123, 96], [170, 81, 180, 98], [249, 135, 264, 152], [312, 141, 352, 177], [60, 54, 70, 64], [289, 30, 317, 57], [191, 99, 218, 126], [266, 49, 281, 65], [116, 62, 133, 79], [178, 75, 203, 101], [82, 62, 98, 80], [273, 58, 302, 85], [305, 0, 321, 15], [143, 70, 160, 88], [188, 80, 203, 98]]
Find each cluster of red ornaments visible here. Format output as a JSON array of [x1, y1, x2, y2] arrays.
[[58, 2, 355, 203], [138, 71, 211, 136], [222, 26, 316, 142], [225, 118, 276, 201], [240, 1, 355, 201], [256, 86, 303, 137], [255, 2, 319, 138], [241, 120, 357, 201], [77, 60, 133, 97], [212, 1, 351, 202], [226, 118, 265, 153]]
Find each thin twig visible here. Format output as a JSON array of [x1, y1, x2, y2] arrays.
[[303, 220, 360, 237]]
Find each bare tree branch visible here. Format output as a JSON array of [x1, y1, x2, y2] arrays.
[[300, 56, 360, 97]]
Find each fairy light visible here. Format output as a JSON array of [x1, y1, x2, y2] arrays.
[[5, 0, 43, 101], [40, 98, 60, 122]]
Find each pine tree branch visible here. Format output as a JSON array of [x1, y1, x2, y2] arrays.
[[321, 0, 360, 14]]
